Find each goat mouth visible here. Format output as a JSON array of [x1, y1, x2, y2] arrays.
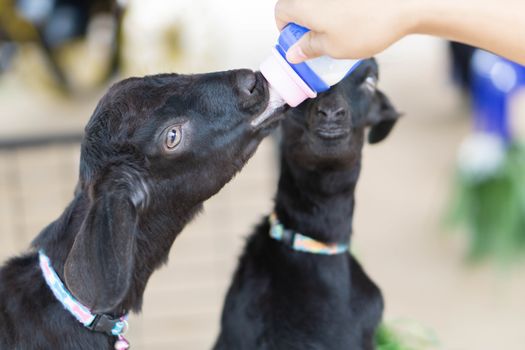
[[315, 128, 350, 140], [250, 85, 287, 130]]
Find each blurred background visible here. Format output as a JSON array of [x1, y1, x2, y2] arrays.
[[1, 0, 524, 349]]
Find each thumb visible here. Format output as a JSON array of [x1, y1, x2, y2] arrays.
[[286, 31, 326, 64]]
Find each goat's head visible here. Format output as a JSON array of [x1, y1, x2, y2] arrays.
[[280, 59, 400, 170], [62, 70, 284, 313]]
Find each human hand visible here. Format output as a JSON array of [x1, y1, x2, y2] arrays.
[[275, 0, 416, 63]]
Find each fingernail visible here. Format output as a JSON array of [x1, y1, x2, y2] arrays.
[[286, 46, 308, 64]]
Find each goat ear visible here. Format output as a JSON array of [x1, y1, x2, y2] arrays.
[[64, 191, 136, 313], [366, 89, 401, 144]]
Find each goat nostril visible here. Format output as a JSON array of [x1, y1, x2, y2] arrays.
[[316, 107, 346, 119], [239, 72, 257, 96], [335, 108, 346, 118], [316, 109, 328, 118]]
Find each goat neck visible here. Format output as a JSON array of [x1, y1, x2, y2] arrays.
[[32, 191, 200, 315], [273, 155, 361, 245]]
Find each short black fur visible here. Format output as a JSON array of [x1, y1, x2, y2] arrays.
[[0, 69, 283, 349], [214, 59, 401, 350]]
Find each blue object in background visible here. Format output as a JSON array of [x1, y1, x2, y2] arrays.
[[471, 51, 525, 143]]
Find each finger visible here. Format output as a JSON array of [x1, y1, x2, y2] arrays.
[[275, 17, 289, 32], [274, 0, 317, 31], [286, 31, 326, 63], [274, 0, 296, 31]]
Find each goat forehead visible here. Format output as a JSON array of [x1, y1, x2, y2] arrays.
[[106, 74, 196, 112]]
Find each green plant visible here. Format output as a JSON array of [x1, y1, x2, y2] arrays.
[[376, 320, 439, 350], [447, 143, 525, 262]]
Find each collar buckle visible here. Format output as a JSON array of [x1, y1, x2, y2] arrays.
[[87, 314, 128, 336]]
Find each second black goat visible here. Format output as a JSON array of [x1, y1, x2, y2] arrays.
[[214, 59, 401, 350]]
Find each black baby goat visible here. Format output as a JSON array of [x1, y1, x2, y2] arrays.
[[0, 70, 284, 349], [214, 59, 400, 350]]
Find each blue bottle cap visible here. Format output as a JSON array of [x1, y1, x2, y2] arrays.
[[277, 23, 330, 93]]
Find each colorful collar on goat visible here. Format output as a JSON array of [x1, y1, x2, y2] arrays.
[[268, 213, 349, 255], [38, 250, 130, 350]]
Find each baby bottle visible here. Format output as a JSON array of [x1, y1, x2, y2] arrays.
[[260, 23, 363, 107]]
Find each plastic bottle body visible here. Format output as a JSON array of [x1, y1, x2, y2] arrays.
[[260, 23, 362, 107], [305, 55, 361, 86]]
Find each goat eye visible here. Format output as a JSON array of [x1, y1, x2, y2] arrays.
[[363, 76, 377, 93], [165, 125, 182, 149]]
